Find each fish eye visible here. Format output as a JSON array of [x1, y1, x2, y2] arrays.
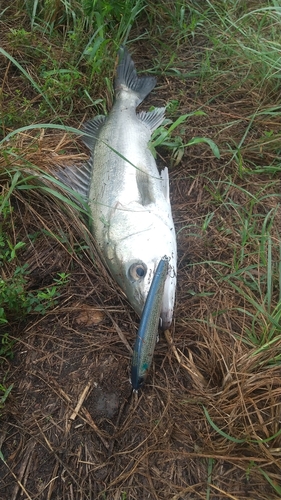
[[128, 262, 147, 281]]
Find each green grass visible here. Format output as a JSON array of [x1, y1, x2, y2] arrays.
[[187, 175, 280, 363], [196, 1, 281, 91], [1, 1, 146, 131], [0, 383, 13, 416], [150, 110, 220, 166], [1, 1, 281, 498], [0, 184, 72, 358]]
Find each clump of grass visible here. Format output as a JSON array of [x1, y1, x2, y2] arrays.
[[0, 152, 93, 350], [0, 383, 13, 417], [0, 130, 110, 425], [1, 1, 146, 131], [0, 177, 72, 360], [187, 173, 281, 353], [196, 1, 281, 94], [150, 109, 220, 167]]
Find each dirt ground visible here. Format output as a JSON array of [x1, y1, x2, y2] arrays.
[[1, 131, 280, 499], [1, 10, 281, 500]]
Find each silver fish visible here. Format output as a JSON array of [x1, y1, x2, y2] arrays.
[[58, 47, 177, 329], [131, 256, 169, 391]]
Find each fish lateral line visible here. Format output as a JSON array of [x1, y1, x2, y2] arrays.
[[84, 134, 164, 181]]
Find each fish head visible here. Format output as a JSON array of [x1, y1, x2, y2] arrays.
[[106, 214, 177, 329]]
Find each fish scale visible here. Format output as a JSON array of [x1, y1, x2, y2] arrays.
[[57, 46, 177, 332]]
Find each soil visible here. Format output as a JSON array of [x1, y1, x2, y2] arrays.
[[1, 8, 281, 500]]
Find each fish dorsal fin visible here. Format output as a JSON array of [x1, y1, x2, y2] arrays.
[[57, 160, 92, 199], [138, 107, 166, 132], [115, 46, 157, 105], [82, 115, 106, 150], [160, 166, 170, 201], [136, 169, 157, 206]]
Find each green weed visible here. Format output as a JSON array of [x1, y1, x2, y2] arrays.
[[195, 178, 281, 360], [206, 457, 214, 500], [197, 2, 281, 95], [145, 1, 208, 47], [258, 467, 281, 496], [0, 256, 70, 320], [0, 181, 71, 362], [40, 67, 83, 112], [0, 331, 15, 360], [203, 405, 281, 445], [150, 110, 220, 166], [8, 27, 34, 47], [0, 383, 13, 414], [1, 1, 146, 130]]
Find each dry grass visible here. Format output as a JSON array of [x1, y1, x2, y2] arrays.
[[1, 118, 280, 499], [1, 6, 281, 499]]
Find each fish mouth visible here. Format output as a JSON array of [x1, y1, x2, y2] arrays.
[[131, 256, 170, 391], [159, 261, 176, 330]]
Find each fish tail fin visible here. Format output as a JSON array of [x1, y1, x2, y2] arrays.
[[115, 46, 157, 105]]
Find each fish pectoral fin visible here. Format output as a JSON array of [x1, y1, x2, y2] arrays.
[[82, 115, 107, 150], [136, 169, 156, 206], [57, 160, 92, 198], [138, 108, 166, 133]]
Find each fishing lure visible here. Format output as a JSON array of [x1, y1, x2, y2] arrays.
[[131, 256, 170, 391]]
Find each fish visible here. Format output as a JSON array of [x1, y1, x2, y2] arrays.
[[58, 46, 177, 331], [131, 256, 169, 390]]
